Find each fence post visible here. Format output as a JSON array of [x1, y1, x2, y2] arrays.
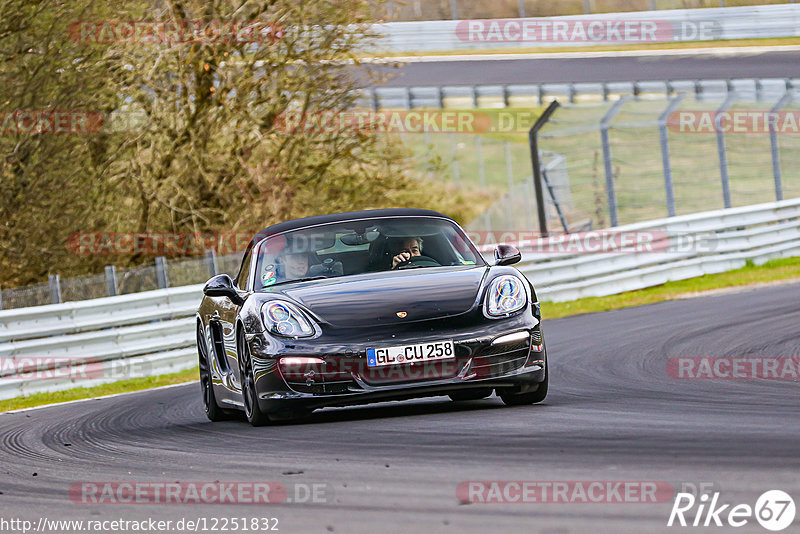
[[583, 0, 591, 14], [449, 0, 458, 19], [504, 142, 515, 230], [0, 285, 3, 310], [449, 134, 461, 184], [528, 100, 560, 237], [371, 87, 380, 111], [600, 97, 629, 227], [769, 92, 793, 201], [715, 94, 736, 209], [205, 249, 219, 278], [105, 265, 118, 296], [49, 274, 62, 304], [658, 94, 685, 217], [650, 0, 657, 9], [155, 256, 170, 289], [518, 0, 526, 18]]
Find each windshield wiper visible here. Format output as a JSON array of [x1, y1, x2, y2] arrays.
[[266, 276, 329, 288]]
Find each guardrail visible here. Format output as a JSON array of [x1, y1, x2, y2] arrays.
[[374, 4, 800, 52], [360, 78, 798, 109], [1, 198, 798, 400]]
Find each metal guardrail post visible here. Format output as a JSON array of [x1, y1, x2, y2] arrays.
[[715, 94, 736, 209], [105, 265, 118, 296], [518, 0, 526, 18], [437, 86, 445, 108], [658, 94, 685, 217], [405, 87, 412, 110], [449, 0, 458, 19], [155, 256, 170, 289], [528, 100, 560, 237], [0, 286, 3, 310], [502, 85, 510, 108], [471, 85, 478, 108], [49, 274, 62, 304], [583, 0, 591, 14], [600, 97, 630, 227], [769, 92, 792, 202], [205, 249, 219, 277]]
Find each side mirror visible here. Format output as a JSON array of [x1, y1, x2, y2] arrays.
[[203, 274, 245, 306], [494, 244, 521, 266]]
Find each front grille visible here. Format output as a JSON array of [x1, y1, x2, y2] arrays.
[[479, 337, 529, 357], [284, 379, 355, 395], [531, 330, 542, 344], [469, 345, 530, 379]]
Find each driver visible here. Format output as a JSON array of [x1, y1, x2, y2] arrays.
[[391, 236, 423, 269]]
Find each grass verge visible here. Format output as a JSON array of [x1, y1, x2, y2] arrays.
[[543, 256, 800, 319], [2, 256, 799, 412], [0, 367, 199, 412]]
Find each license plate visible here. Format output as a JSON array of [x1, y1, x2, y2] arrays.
[[367, 340, 455, 368]]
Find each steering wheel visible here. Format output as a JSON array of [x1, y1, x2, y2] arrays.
[[395, 255, 441, 269]]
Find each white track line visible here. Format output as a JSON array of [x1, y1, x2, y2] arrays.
[[1, 381, 197, 414], [365, 44, 800, 63]]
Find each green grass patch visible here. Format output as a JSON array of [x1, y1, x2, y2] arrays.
[[3, 257, 799, 412], [543, 256, 800, 319], [0, 366, 199, 412]]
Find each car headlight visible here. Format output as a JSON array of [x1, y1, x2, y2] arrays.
[[262, 301, 315, 337], [484, 275, 527, 317]]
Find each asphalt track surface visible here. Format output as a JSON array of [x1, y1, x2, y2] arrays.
[[1, 282, 798, 534], [373, 50, 800, 86]]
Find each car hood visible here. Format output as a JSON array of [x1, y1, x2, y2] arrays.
[[275, 266, 488, 328]]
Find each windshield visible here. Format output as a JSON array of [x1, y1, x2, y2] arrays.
[[252, 216, 485, 289]]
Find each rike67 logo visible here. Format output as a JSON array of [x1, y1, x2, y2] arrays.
[[668, 490, 795, 531]]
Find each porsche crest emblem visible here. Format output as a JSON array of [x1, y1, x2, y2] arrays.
[[396, 311, 408, 318]]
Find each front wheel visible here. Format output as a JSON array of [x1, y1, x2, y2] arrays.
[[238, 329, 270, 427], [198, 323, 228, 422], [499, 345, 548, 406]]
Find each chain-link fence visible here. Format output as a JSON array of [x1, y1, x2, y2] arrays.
[[379, 0, 790, 22], [394, 79, 800, 239], [0, 252, 244, 310], [534, 90, 800, 233]]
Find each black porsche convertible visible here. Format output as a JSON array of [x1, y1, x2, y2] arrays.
[[196, 208, 548, 425]]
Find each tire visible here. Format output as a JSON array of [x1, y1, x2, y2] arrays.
[[499, 344, 549, 406], [238, 328, 271, 427], [198, 323, 228, 422], [448, 388, 494, 401]]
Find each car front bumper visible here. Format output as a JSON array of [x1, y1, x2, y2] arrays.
[[246, 313, 545, 415]]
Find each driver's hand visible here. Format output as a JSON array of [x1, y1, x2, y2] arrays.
[[391, 252, 411, 269]]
